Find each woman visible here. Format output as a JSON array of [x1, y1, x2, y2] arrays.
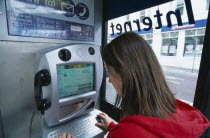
[[60, 32, 210, 138]]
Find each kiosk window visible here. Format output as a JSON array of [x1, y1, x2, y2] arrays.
[[57, 64, 95, 98]]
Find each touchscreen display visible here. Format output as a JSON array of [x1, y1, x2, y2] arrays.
[[57, 64, 94, 98]]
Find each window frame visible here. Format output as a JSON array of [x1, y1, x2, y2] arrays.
[[184, 28, 206, 57], [139, 10, 146, 23], [207, 0, 210, 11], [161, 31, 179, 56], [176, 0, 185, 15], [141, 34, 153, 46]]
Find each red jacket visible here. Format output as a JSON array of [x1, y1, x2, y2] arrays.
[[107, 100, 210, 138]]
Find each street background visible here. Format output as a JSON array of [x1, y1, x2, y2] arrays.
[[105, 65, 198, 106]]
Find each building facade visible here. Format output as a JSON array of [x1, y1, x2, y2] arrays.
[[107, 0, 209, 70]]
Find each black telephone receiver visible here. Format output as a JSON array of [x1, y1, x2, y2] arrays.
[[34, 69, 51, 115]]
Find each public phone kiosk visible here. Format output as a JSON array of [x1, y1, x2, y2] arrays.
[[34, 44, 106, 138]]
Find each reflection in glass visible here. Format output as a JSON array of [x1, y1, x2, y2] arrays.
[[106, 0, 209, 105]]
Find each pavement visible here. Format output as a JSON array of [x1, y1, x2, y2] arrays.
[[162, 65, 198, 77], [162, 65, 198, 105]]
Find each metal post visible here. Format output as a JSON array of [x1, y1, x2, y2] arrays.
[[192, 48, 196, 73], [192, 38, 198, 73]]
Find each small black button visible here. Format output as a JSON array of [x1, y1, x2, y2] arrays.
[[58, 49, 71, 61], [88, 47, 95, 55]]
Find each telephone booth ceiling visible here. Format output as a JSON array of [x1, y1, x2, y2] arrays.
[[105, 0, 173, 20]]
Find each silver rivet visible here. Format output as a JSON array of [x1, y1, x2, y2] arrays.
[[0, 11, 3, 15]]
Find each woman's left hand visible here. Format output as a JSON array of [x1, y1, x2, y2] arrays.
[[59, 132, 75, 138]]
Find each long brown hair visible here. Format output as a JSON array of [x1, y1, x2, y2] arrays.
[[102, 32, 177, 119]]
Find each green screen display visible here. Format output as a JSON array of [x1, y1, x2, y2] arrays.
[[57, 64, 94, 98]]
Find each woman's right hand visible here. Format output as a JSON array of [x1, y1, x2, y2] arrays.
[[59, 132, 75, 138], [95, 112, 112, 130]]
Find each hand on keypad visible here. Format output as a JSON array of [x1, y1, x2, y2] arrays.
[[59, 132, 75, 138], [95, 112, 112, 130]]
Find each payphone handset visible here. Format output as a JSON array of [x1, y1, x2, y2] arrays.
[[34, 44, 103, 127], [34, 69, 51, 115]]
